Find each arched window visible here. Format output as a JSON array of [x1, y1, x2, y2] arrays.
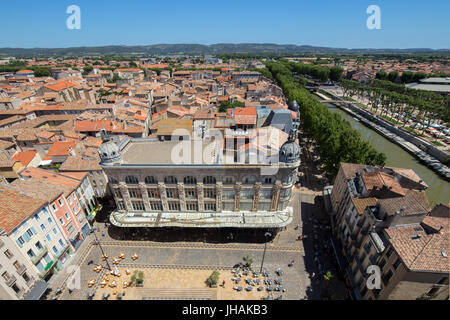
[[164, 176, 177, 184], [125, 176, 139, 184], [242, 176, 256, 185], [203, 176, 216, 185], [109, 177, 118, 185], [184, 176, 197, 185], [145, 176, 157, 184], [262, 176, 275, 185], [223, 176, 235, 185]]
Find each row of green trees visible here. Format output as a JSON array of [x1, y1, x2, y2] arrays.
[[341, 79, 450, 129], [265, 61, 386, 177], [376, 70, 450, 84], [0, 65, 51, 77], [287, 61, 344, 82], [376, 70, 434, 84]]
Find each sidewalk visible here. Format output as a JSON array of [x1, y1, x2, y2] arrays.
[[46, 232, 96, 293]]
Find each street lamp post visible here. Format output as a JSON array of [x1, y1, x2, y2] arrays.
[[93, 231, 111, 270], [260, 232, 272, 274]]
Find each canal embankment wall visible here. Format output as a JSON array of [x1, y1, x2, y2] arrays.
[[317, 89, 450, 181]]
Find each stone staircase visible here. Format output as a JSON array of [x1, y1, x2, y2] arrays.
[[138, 288, 217, 300]]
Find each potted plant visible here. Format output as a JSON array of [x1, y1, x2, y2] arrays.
[[243, 255, 253, 270], [206, 271, 220, 288], [131, 270, 145, 287]]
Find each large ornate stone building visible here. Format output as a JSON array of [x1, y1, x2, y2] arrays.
[[99, 127, 300, 230]]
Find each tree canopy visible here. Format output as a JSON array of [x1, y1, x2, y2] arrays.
[[265, 61, 386, 177]]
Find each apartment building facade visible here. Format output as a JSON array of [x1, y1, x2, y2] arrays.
[[329, 163, 449, 300], [20, 167, 97, 223], [0, 188, 70, 284], [11, 177, 90, 250], [0, 235, 40, 300]]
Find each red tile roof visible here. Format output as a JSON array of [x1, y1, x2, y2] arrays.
[[361, 171, 406, 197], [143, 64, 169, 69], [11, 150, 37, 167], [46, 141, 77, 157], [234, 107, 257, 116], [235, 114, 256, 125], [0, 188, 46, 234], [115, 68, 142, 72], [83, 136, 103, 148], [385, 225, 449, 273], [44, 80, 75, 92], [16, 70, 34, 74], [75, 120, 115, 132], [20, 167, 81, 190]]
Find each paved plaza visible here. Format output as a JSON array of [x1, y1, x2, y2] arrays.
[[47, 188, 341, 300]]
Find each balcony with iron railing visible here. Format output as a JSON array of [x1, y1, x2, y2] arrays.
[[30, 246, 48, 265], [5, 274, 17, 287], [15, 263, 27, 276]]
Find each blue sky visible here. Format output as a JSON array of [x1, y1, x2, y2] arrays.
[[1, 0, 449, 49]]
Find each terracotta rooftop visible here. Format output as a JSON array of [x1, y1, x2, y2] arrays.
[[115, 68, 142, 72], [361, 171, 406, 197], [46, 141, 77, 157], [10, 177, 70, 202], [44, 80, 75, 92], [378, 190, 430, 216], [83, 136, 103, 148], [351, 197, 378, 215], [60, 156, 102, 172], [57, 171, 88, 181], [156, 119, 192, 136], [235, 114, 256, 125], [83, 147, 101, 161], [0, 139, 15, 151], [11, 150, 37, 167], [339, 163, 367, 179], [385, 224, 449, 273], [20, 167, 81, 189], [0, 187, 46, 234], [421, 216, 449, 233]]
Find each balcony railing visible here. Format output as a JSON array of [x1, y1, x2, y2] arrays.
[[16, 263, 27, 276], [5, 275, 17, 287], [30, 246, 48, 265]]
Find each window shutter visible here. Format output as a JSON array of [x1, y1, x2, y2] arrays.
[[23, 233, 31, 242], [16, 239, 23, 248]]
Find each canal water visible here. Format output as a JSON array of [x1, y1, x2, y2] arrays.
[[327, 104, 450, 207]]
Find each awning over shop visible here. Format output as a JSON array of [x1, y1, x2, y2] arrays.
[[24, 280, 48, 300]]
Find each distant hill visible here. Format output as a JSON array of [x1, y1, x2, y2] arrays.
[[0, 43, 449, 57]]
